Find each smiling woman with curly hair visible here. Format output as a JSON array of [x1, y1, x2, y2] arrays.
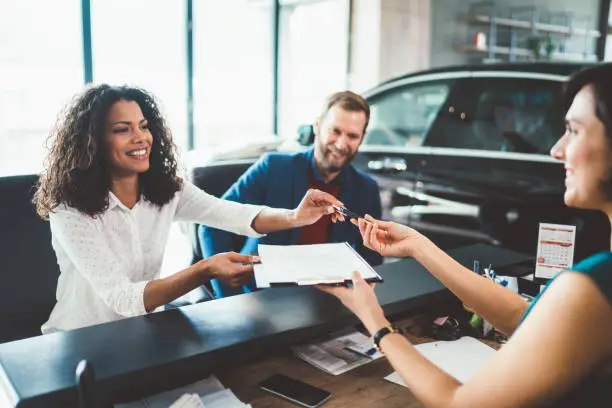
[[34, 84, 343, 333], [35, 85, 181, 218]]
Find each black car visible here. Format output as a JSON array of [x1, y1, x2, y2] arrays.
[[190, 62, 609, 264]]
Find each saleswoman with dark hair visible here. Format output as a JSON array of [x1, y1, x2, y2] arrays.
[[34, 84, 341, 333], [319, 64, 612, 407]]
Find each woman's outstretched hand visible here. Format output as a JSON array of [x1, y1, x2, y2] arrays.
[[353, 215, 427, 258], [317, 271, 389, 335], [202, 252, 259, 288], [292, 188, 344, 227]]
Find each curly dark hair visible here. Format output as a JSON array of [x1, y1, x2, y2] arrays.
[[34, 84, 182, 219]]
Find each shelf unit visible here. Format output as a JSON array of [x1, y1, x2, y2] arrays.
[[454, 44, 597, 62], [458, 1, 600, 63], [468, 13, 601, 38]]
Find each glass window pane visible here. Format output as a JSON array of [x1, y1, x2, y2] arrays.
[[278, 0, 349, 139], [92, 0, 188, 152], [365, 81, 453, 147], [424, 78, 563, 154], [193, 0, 273, 150], [0, 0, 83, 176]]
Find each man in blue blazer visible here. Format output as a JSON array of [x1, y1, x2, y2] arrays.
[[199, 91, 382, 297]]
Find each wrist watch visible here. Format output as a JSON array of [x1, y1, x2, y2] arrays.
[[372, 324, 400, 351]]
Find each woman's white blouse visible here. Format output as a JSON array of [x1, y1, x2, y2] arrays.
[[42, 181, 266, 333]]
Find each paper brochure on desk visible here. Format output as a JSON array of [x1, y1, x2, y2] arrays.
[[291, 329, 384, 375], [384, 337, 496, 386], [535, 223, 576, 279], [114, 375, 251, 408], [255, 242, 382, 288]]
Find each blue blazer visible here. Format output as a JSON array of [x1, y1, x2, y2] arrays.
[[199, 148, 383, 295]]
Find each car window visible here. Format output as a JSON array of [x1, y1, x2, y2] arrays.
[[364, 80, 454, 147], [423, 78, 564, 154]]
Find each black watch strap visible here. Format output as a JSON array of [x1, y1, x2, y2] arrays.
[[372, 324, 399, 351]]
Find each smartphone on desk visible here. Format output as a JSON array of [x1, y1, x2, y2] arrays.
[[258, 373, 331, 407]]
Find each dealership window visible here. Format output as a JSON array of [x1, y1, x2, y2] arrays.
[[0, 0, 83, 177], [365, 81, 453, 147], [193, 0, 274, 150], [92, 0, 188, 153], [277, 0, 349, 140]]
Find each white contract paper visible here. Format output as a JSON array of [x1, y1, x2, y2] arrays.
[[384, 337, 496, 385], [255, 242, 381, 287]]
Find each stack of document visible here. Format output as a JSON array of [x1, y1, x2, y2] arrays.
[[254, 243, 382, 288], [115, 375, 251, 408], [384, 336, 496, 386], [291, 329, 384, 375]]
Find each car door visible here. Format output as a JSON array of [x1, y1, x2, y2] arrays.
[[414, 72, 609, 259], [352, 74, 461, 227]]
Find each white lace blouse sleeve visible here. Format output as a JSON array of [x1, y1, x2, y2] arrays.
[[49, 207, 148, 317], [174, 181, 267, 237]]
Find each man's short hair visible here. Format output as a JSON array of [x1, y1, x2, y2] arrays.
[[319, 91, 370, 134]]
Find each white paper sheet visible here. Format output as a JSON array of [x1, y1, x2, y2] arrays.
[[256, 243, 380, 287], [535, 223, 576, 279], [253, 263, 269, 288], [201, 389, 251, 408], [384, 337, 496, 385], [168, 393, 206, 408], [115, 375, 240, 408]]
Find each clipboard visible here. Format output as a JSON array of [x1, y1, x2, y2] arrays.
[[254, 242, 383, 288]]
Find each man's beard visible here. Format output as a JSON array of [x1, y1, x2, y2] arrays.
[[320, 144, 355, 174]]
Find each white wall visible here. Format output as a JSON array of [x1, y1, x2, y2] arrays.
[[350, 0, 430, 92], [380, 0, 431, 81], [349, 0, 382, 92]]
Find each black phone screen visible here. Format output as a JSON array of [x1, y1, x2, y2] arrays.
[[259, 374, 331, 408]]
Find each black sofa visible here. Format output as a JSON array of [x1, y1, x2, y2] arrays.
[[0, 174, 59, 343]]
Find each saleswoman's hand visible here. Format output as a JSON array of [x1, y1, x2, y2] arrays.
[[200, 252, 259, 288], [292, 188, 344, 227], [353, 215, 428, 258], [317, 271, 390, 336]]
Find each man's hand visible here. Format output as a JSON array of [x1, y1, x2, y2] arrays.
[[200, 252, 260, 288], [292, 188, 344, 227]]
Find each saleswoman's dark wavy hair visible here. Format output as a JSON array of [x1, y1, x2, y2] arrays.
[[564, 63, 612, 138], [564, 63, 612, 198], [34, 84, 182, 219]]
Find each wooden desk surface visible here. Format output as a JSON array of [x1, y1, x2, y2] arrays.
[[218, 319, 502, 408], [219, 350, 414, 408]]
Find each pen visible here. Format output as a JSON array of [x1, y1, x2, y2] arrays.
[[344, 345, 377, 359], [332, 205, 373, 225], [332, 205, 360, 220]]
